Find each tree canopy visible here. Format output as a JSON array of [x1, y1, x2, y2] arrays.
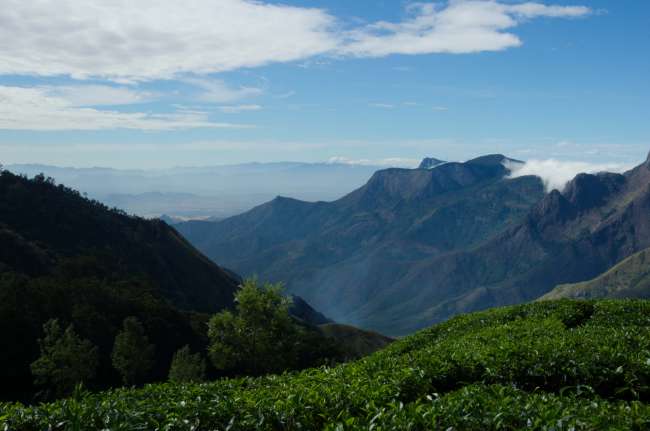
[[111, 317, 155, 385], [30, 319, 99, 397]]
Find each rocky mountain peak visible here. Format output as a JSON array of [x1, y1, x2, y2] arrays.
[[418, 157, 446, 170], [530, 189, 577, 229], [563, 172, 626, 213], [466, 154, 522, 167]]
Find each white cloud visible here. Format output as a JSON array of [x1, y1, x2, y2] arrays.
[[274, 91, 297, 99], [185, 78, 264, 103], [217, 104, 262, 114], [0, 1, 591, 81], [341, 1, 591, 57], [369, 103, 395, 109], [506, 159, 630, 192], [0, 0, 337, 81], [432, 106, 449, 111], [327, 156, 421, 168], [0, 86, 251, 130], [42, 85, 154, 106]]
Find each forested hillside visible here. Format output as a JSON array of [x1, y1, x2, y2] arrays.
[[0, 171, 351, 401]]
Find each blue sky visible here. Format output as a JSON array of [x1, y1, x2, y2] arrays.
[[0, 0, 648, 169]]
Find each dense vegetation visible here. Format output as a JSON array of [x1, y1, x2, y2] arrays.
[[0, 171, 349, 402], [3, 299, 650, 430]]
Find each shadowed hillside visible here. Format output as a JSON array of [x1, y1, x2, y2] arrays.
[[0, 170, 242, 400], [541, 248, 650, 300]]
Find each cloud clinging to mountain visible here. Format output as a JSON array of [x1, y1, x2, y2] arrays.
[[506, 159, 630, 192]]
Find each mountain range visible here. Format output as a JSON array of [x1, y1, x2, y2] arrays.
[[5, 162, 390, 219], [178, 152, 650, 335], [177, 154, 541, 334]]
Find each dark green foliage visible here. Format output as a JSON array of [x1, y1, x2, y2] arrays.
[[208, 279, 341, 375], [0, 169, 238, 401], [4, 300, 650, 430], [30, 320, 99, 398], [168, 345, 206, 383], [111, 317, 155, 385], [0, 272, 207, 401], [0, 169, 239, 313]]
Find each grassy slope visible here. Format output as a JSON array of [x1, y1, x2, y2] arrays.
[[541, 248, 650, 300], [3, 299, 650, 430]]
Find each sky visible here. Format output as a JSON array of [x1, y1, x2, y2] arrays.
[[0, 0, 648, 169]]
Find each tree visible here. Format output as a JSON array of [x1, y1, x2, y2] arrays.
[[111, 317, 155, 385], [168, 345, 206, 383], [30, 319, 99, 397], [208, 279, 299, 375]]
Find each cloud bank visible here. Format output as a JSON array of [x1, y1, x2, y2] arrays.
[[0, 86, 250, 131], [507, 159, 630, 192], [0, 0, 591, 81], [327, 156, 421, 168]]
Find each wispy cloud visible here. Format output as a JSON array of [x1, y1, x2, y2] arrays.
[[42, 85, 155, 106], [274, 91, 297, 99], [0, 86, 252, 131], [327, 156, 420, 168], [340, 2, 591, 57], [369, 103, 395, 109], [185, 78, 263, 103], [217, 104, 262, 114]]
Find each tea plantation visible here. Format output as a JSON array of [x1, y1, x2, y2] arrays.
[[2, 300, 650, 430]]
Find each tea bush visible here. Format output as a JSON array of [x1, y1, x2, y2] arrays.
[[3, 299, 650, 430]]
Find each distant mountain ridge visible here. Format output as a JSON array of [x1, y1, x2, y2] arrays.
[[178, 154, 547, 335], [6, 162, 392, 219]]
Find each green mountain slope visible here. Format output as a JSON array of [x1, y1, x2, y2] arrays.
[[178, 155, 546, 335], [541, 248, 650, 300], [0, 171, 240, 312], [4, 300, 650, 430]]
